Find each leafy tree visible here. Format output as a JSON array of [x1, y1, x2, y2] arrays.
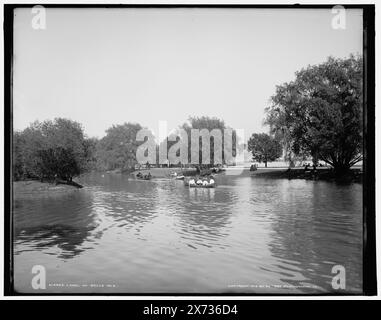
[[83, 137, 99, 171], [180, 116, 237, 167], [13, 131, 27, 180], [38, 147, 81, 181], [95, 123, 143, 172], [265, 55, 363, 175], [15, 121, 45, 179], [13, 118, 89, 181], [247, 133, 282, 167]]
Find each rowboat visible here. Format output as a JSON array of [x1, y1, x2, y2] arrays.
[[183, 176, 216, 188], [189, 184, 215, 188], [136, 173, 152, 180], [137, 176, 152, 180]]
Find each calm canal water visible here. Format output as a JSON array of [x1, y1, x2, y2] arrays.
[[13, 172, 363, 294]]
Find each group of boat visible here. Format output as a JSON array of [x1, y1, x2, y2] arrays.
[[135, 170, 217, 188]]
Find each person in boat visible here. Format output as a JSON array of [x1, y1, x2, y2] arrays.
[[196, 177, 203, 185], [136, 172, 143, 178], [189, 178, 196, 186], [209, 177, 215, 185], [202, 178, 209, 186]]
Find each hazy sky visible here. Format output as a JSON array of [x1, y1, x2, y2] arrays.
[[13, 8, 363, 138]]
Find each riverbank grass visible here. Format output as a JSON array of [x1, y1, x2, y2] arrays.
[[13, 180, 82, 199]]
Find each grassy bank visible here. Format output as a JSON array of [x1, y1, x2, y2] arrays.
[[13, 180, 83, 199], [251, 167, 362, 183]]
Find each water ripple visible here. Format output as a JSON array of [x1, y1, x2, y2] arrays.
[[13, 173, 363, 293]]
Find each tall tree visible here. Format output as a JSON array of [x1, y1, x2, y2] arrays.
[[265, 55, 363, 175], [83, 137, 99, 171], [180, 116, 236, 166], [247, 133, 282, 168], [96, 122, 143, 172]]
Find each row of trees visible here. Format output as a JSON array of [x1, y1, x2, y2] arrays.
[[13, 116, 239, 181], [13, 55, 363, 180], [13, 119, 144, 181]]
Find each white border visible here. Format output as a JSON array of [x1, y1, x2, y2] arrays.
[[0, 0, 378, 300]]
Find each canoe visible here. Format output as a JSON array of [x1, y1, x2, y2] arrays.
[[175, 175, 185, 180]]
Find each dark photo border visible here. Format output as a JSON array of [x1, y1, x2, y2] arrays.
[[3, 3, 376, 296]]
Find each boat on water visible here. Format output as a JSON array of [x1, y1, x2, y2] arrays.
[[136, 175, 152, 180], [169, 171, 185, 180], [211, 166, 226, 173], [189, 184, 215, 188], [184, 176, 216, 188], [136, 172, 152, 180]]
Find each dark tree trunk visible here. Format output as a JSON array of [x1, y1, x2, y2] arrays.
[[333, 163, 351, 177]]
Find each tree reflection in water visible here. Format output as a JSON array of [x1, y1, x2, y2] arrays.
[[15, 224, 96, 259], [14, 190, 97, 260]]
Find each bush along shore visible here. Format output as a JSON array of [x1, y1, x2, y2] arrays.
[[251, 167, 362, 183]]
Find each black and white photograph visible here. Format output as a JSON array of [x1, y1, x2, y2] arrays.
[[4, 4, 376, 296]]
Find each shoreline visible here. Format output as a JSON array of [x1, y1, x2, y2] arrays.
[[130, 167, 197, 178], [13, 180, 83, 199], [250, 167, 362, 183], [13, 167, 362, 198], [128, 166, 362, 183]]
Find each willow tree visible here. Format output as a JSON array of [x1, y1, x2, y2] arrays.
[[265, 55, 363, 175]]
